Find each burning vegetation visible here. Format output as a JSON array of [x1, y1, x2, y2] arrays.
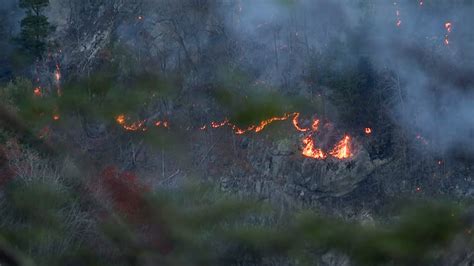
[[115, 112, 355, 161]]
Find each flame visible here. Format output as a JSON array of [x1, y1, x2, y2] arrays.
[[444, 22, 452, 45], [445, 22, 452, 33], [329, 135, 352, 159], [114, 111, 355, 161], [55, 63, 62, 96], [33, 87, 42, 97], [116, 114, 147, 131], [155, 121, 170, 128], [211, 119, 229, 129], [365, 127, 372, 134], [254, 113, 293, 133], [311, 119, 320, 131], [394, 2, 402, 27], [302, 136, 326, 159], [116, 114, 126, 125], [292, 113, 309, 132], [53, 114, 60, 121], [54, 66, 61, 81], [207, 113, 298, 135]]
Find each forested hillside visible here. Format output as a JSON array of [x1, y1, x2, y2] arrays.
[[1, 0, 474, 265]]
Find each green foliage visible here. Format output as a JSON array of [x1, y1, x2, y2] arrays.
[[17, 0, 54, 59], [0, 174, 469, 266]]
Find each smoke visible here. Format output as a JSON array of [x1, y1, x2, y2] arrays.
[[41, 0, 474, 155], [222, 0, 474, 155]]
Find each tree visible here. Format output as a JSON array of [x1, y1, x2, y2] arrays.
[[17, 0, 54, 59]]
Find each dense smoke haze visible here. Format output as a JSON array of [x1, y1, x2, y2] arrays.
[[2, 1, 474, 265], [226, 0, 474, 154], [107, 0, 474, 154]]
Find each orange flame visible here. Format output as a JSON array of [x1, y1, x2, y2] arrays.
[[114, 111, 356, 161], [254, 113, 293, 133], [292, 113, 309, 132], [53, 114, 60, 121], [365, 127, 372, 134], [329, 135, 352, 159], [116, 114, 147, 132], [311, 119, 320, 131], [33, 87, 42, 97], [302, 136, 326, 159]]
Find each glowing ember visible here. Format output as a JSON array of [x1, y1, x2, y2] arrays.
[[365, 127, 372, 134], [444, 22, 452, 45], [302, 136, 326, 159], [445, 22, 452, 33], [155, 121, 170, 128], [393, 2, 402, 27], [254, 113, 293, 133], [55, 63, 62, 96], [311, 119, 320, 131], [33, 87, 42, 97], [53, 114, 60, 121], [116, 114, 126, 125], [292, 113, 309, 132], [329, 135, 352, 159], [207, 113, 298, 135], [211, 119, 229, 129], [54, 63, 61, 84], [115, 114, 147, 132]]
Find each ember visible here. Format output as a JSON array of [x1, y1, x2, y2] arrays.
[[444, 22, 452, 45], [116, 114, 147, 132], [33, 87, 42, 97]]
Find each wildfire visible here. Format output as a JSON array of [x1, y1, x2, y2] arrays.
[[394, 2, 402, 27], [155, 121, 169, 128], [254, 113, 293, 133], [444, 21, 452, 45], [33, 87, 42, 97], [115, 114, 147, 132], [55, 63, 62, 96], [54, 65, 61, 81], [311, 119, 320, 131], [329, 135, 352, 159], [116, 114, 170, 131], [445, 22, 452, 33], [53, 114, 60, 121], [365, 127, 372, 134], [301, 136, 326, 159], [206, 113, 297, 135], [115, 111, 355, 161]]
